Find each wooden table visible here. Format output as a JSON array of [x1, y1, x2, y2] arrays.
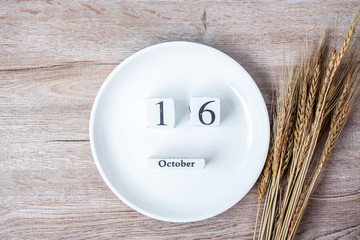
[[1, 1, 359, 239]]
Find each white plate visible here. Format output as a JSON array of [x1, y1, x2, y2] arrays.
[[90, 42, 270, 222]]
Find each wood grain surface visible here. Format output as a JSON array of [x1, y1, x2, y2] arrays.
[[1, 1, 359, 239]]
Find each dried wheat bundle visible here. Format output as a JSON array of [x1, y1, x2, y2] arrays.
[[254, 8, 360, 240]]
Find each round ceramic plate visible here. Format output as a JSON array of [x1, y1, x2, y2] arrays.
[[90, 42, 270, 222]]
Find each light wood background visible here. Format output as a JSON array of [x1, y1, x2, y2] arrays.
[[1, 1, 359, 239]]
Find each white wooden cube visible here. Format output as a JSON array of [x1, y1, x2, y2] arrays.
[[146, 98, 175, 128], [148, 157, 205, 169], [189, 97, 220, 126]]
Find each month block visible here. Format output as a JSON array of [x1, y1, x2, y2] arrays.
[[189, 97, 220, 126], [148, 158, 205, 169], [146, 98, 175, 128]]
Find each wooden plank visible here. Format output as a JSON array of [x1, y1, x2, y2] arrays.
[[0, 0, 359, 239]]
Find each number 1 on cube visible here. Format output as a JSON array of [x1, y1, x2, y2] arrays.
[[156, 101, 166, 126], [146, 98, 175, 128]]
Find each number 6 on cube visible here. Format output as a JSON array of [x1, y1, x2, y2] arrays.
[[189, 97, 220, 126], [146, 98, 175, 128]]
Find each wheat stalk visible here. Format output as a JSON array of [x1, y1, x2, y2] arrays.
[[289, 184, 307, 235], [304, 64, 320, 123], [280, 84, 297, 178], [258, 135, 274, 205], [253, 135, 273, 240], [280, 135, 293, 179]]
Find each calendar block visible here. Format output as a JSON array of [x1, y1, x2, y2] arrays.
[[148, 157, 206, 169], [189, 97, 220, 126], [146, 98, 175, 128]]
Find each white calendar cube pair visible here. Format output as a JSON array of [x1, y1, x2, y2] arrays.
[[146, 97, 220, 128]]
